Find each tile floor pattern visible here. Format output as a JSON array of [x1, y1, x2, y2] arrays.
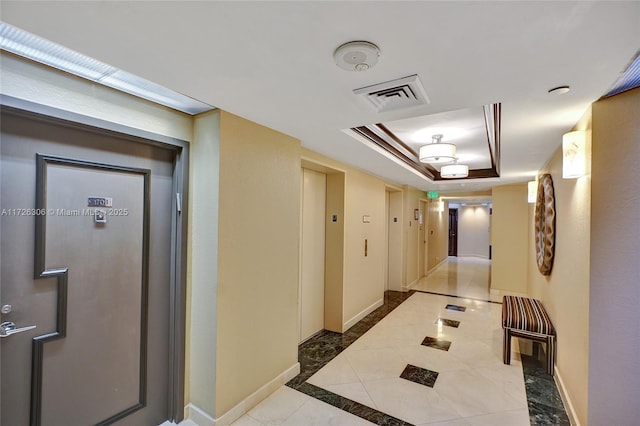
[[399, 364, 439, 388], [231, 258, 569, 425]]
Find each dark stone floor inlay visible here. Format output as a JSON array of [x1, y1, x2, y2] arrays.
[[413, 289, 502, 304], [521, 341, 571, 425], [287, 290, 416, 425], [421, 336, 451, 351], [445, 304, 466, 312], [287, 289, 571, 426], [434, 317, 460, 328], [400, 364, 439, 388], [296, 382, 412, 426]]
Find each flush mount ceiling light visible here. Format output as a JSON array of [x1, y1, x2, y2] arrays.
[[419, 134, 456, 164], [548, 85, 571, 95], [440, 160, 469, 179], [0, 22, 214, 114], [334, 41, 380, 72]]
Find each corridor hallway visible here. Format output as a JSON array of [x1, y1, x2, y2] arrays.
[[412, 257, 498, 303], [224, 258, 568, 426]]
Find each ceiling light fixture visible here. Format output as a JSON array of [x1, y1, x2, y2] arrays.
[[334, 41, 380, 72], [0, 22, 214, 114], [419, 134, 456, 164], [548, 85, 571, 95], [440, 159, 469, 179]]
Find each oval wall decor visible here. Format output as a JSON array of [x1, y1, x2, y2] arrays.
[[535, 174, 556, 275]]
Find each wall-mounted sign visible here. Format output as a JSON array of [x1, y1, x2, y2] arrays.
[[427, 191, 439, 199], [88, 197, 113, 207]]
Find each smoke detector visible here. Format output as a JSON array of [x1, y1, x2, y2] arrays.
[[334, 41, 380, 72]]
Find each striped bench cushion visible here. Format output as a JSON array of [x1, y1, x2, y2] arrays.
[[502, 296, 555, 335]]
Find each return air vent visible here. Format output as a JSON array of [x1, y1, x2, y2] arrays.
[[354, 75, 430, 113]]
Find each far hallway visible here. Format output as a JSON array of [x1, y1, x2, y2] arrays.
[[412, 257, 495, 302]]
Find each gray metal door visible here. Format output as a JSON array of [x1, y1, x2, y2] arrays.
[[1, 108, 176, 425]]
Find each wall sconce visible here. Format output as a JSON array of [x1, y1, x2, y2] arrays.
[[562, 130, 587, 179], [527, 180, 537, 204], [438, 199, 445, 213]]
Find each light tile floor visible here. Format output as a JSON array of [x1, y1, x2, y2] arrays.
[[231, 257, 530, 425], [411, 257, 497, 302]]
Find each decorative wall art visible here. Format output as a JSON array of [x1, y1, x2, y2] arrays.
[[535, 174, 556, 275]]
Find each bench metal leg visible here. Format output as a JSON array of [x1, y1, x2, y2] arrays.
[[503, 328, 511, 365]]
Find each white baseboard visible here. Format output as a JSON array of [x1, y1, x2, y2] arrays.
[[185, 362, 300, 426], [403, 278, 419, 292], [554, 367, 580, 426], [184, 404, 215, 426], [343, 298, 383, 331]]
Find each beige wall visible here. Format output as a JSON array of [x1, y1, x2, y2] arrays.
[[216, 111, 301, 416], [426, 198, 448, 272], [588, 88, 640, 424], [527, 107, 592, 425], [491, 184, 528, 294], [343, 170, 386, 325]]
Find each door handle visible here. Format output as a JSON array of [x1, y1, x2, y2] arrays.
[[0, 321, 36, 338]]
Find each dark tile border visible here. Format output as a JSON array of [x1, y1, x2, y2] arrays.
[[287, 291, 416, 425], [413, 289, 502, 305], [295, 382, 412, 426], [521, 341, 571, 425], [287, 290, 570, 426]]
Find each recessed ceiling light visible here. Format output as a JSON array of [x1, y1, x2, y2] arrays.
[[548, 86, 571, 95], [334, 41, 380, 72]]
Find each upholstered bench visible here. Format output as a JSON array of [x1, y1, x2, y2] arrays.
[[502, 295, 556, 375]]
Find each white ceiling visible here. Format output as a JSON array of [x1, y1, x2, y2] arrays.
[[2, 1, 639, 193], [383, 106, 493, 171]]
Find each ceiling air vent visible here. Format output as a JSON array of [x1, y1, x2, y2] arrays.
[[354, 74, 430, 113]]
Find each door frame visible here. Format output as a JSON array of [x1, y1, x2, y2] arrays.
[[0, 95, 189, 423]]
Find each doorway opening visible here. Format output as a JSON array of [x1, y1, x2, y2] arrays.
[[448, 208, 459, 257], [299, 160, 345, 341]]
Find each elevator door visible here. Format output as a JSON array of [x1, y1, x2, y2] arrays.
[[1, 110, 174, 425], [300, 168, 326, 342]]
